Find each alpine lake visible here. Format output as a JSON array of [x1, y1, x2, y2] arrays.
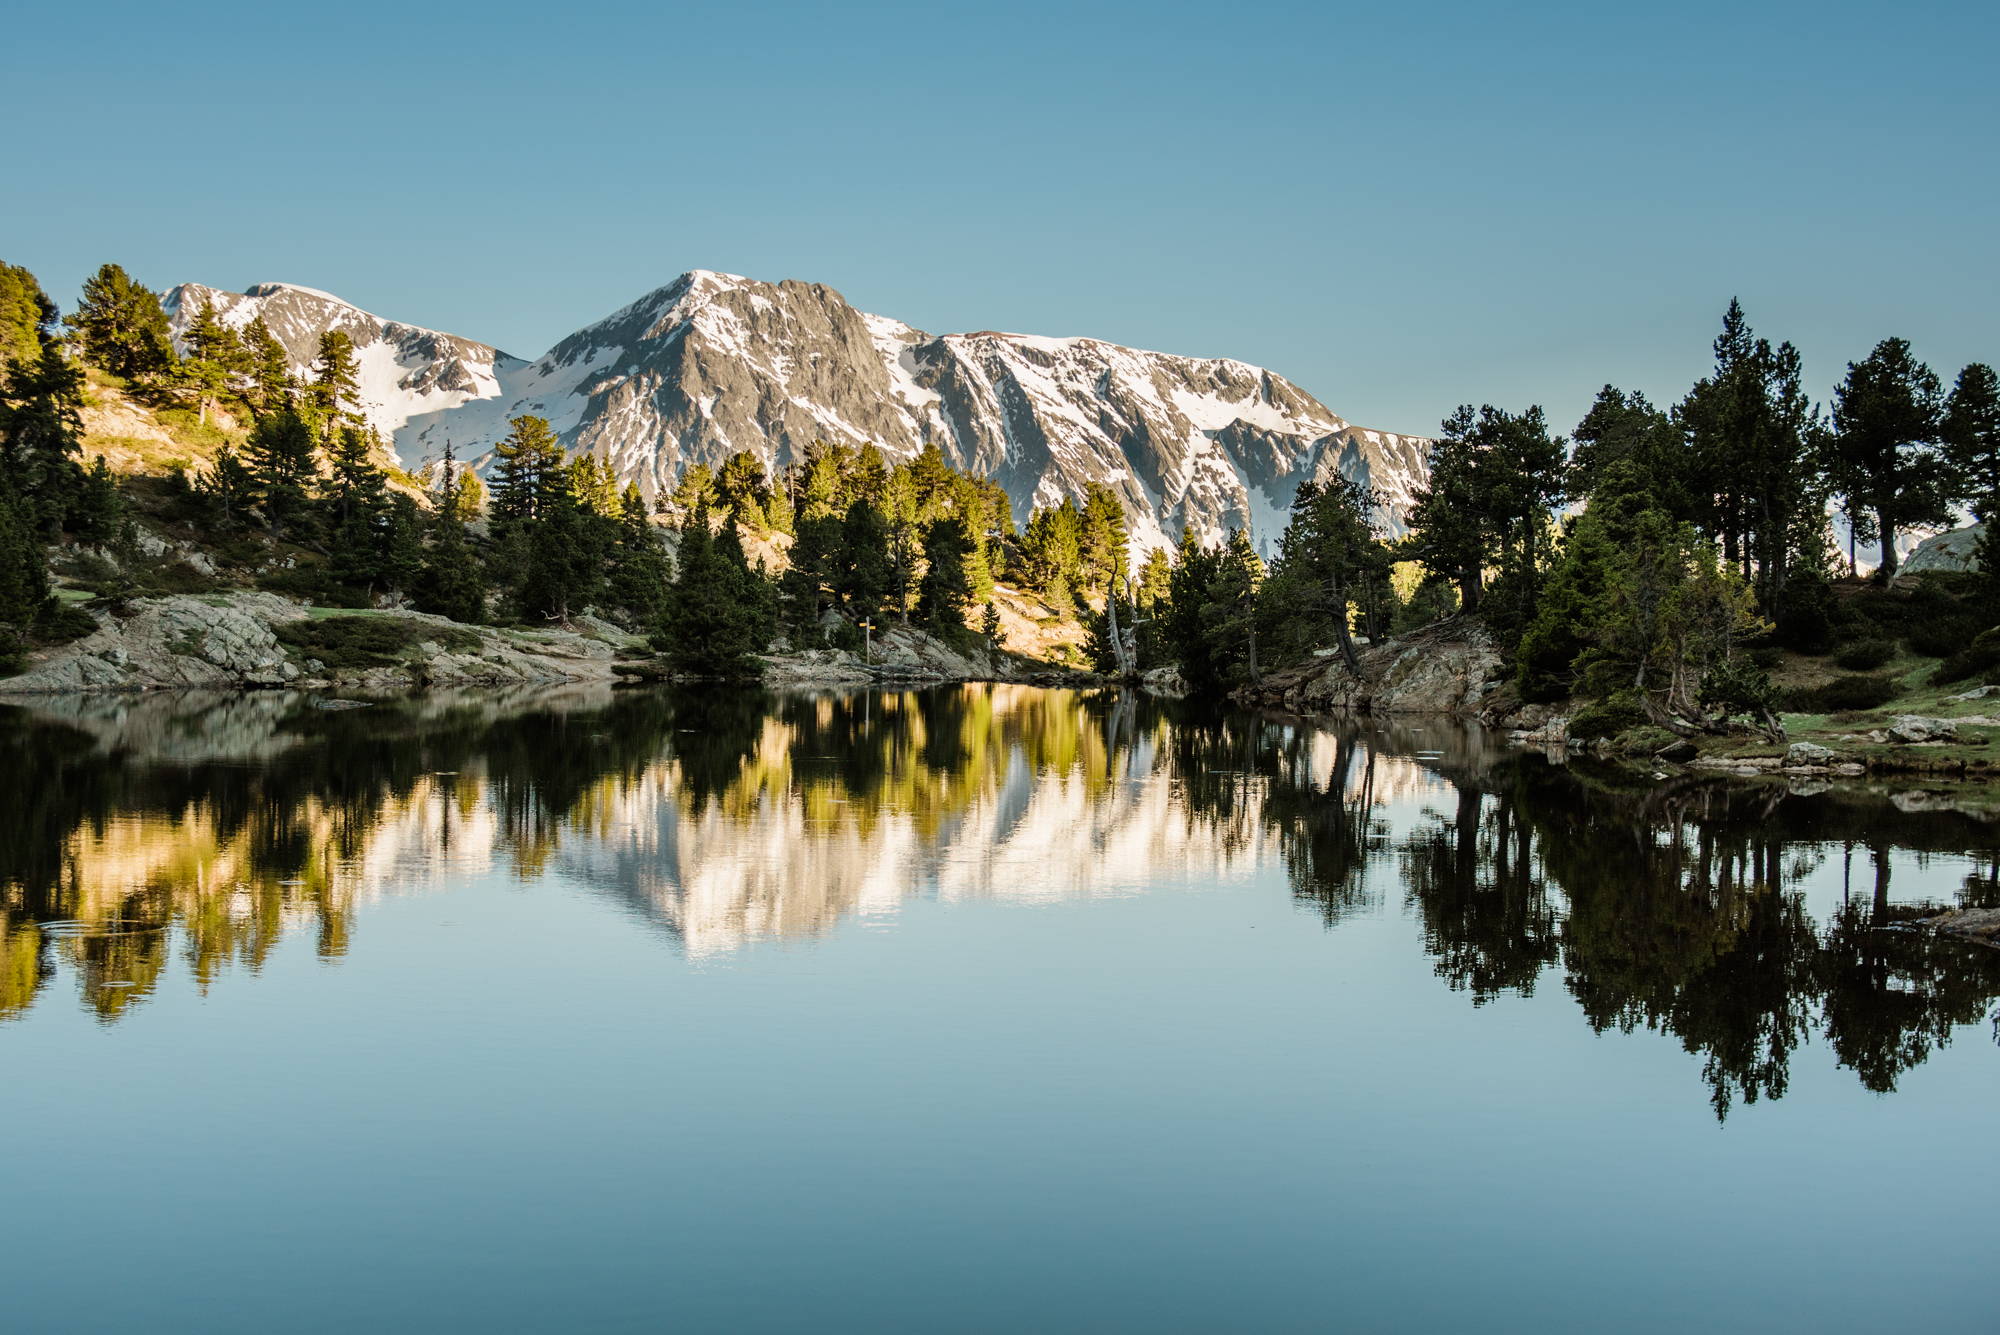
[[2, 684, 1994, 1333]]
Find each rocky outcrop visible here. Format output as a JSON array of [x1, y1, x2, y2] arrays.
[[1895, 524, 1982, 579], [1921, 906, 2000, 950], [0, 595, 623, 693], [1234, 619, 1507, 719], [760, 624, 1068, 687]]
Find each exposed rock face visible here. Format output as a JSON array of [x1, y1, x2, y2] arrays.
[[1896, 524, 1982, 579], [1887, 715, 1959, 744], [0, 596, 621, 693], [1234, 619, 1505, 718], [168, 271, 1429, 558], [163, 282, 523, 438], [1785, 742, 1838, 767]]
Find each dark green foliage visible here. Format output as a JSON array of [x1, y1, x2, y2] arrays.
[[1903, 615, 1984, 659], [70, 264, 175, 383], [306, 330, 362, 437], [1772, 569, 1838, 654], [1162, 528, 1263, 691], [1778, 675, 1901, 713], [1935, 628, 2000, 685], [1944, 362, 2000, 522], [242, 409, 319, 541], [656, 519, 770, 680], [1675, 300, 1823, 610], [240, 316, 295, 417], [1833, 639, 1895, 671], [1077, 482, 1129, 597], [275, 615, 479, 669], [1830, 337, 1954, 583], [0, 481, 54, 638], [1258, 474, 1392, 672], [1570, 385, 1689, 514], [915, 515, 975, 638], [1407, 402, 1566, 638], [416, 458, 487, 625], [836, 499, 893, 615], [605, 484, 672, 626], [70, 456, 123, 544], [1566, 697, 1645, 742], [0, 326, 88, 535], [1699, 656, 1780, 729]]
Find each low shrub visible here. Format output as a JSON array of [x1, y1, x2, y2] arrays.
[[1833, 639, 1895, 672], [276, 616, 479, 669], [1905, 615, 1986, 659], [1777, 674, 1900, 713], [1568, 697, 1646, 742], [1935, 627, 2000, 685]]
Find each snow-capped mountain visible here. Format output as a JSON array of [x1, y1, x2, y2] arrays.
[[170, 271, 1429, 553], [164, 281, 524, 437]]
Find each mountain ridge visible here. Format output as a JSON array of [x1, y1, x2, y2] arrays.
[[166, 270, 1430, 554]]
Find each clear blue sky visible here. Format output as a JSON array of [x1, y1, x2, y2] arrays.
[[4, 0, 1994, 437]]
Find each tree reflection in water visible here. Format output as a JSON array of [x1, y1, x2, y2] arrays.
[[1, 686, 1995, 1118]]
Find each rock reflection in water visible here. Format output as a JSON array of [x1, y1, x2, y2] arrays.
[[1, 685, 1995, 1118]]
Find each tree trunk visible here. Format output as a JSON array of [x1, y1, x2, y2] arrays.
[[1458, 569, 1480, 616], [1875, 508, 1898, 582]]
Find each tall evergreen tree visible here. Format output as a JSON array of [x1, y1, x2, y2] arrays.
[[1676, 302, 1823, 608], [656, 510, 766, 680], [242, 409, 319, 541], [1078, 482, 1130, 595], [306, 330, 362, 438], [0, 479, 53, 637], [415, 442, 486, 623], [0, 324, 88, 534], [1259, 476, 1392, 673], [1830, 337, 1952, 582], [0, 262, 52, 370], [1944, 363, 2000, 524], [70, 264, 174, 382], [606, 483, 673, 625], [240, 315, 295, 417], [915, 516, 975, 635]]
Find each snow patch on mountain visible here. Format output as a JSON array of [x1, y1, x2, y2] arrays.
[[170, 270, 1430, 557]]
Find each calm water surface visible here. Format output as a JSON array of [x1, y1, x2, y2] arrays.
[[2, 685, 1995, 1333]]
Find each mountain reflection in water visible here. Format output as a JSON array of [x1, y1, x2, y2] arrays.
[[3, 684, 1996, 1118]]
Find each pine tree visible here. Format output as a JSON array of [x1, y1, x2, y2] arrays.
[[70, 456, 123, 545], [178, 302, 248, 423], [1675, 300, 1827, 610], [980, 600, 1003, 648], [656, 511, 765, 680], [1407, 406, 1495, 614], [416, 443, 486, 623], [380, 494, 425, 597], [1830, 338, 1951, 582], [0, 477, 53, 659], [240, 315, 295, 417], [0, 326, 87, 535], [324, 427, 393, 593], [0, 262, 52, 371], [915, 516, 975, 636], [1078, 483, 1129, 595], [306, 330, 362, 438], [837, 498, 893, 615], [716, 451, 771, 531], [1202, 529, 1265, 686], [242, 409, 319, 541], [1258, 475, 1391, 673], [606, 483, 672, 625], [198, 446, 257, 533], [69, 264, 175, 382], [1944, 363, 2000, 524]]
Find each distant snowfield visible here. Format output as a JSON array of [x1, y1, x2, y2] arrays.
[[166, 270, 1431, 556]]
